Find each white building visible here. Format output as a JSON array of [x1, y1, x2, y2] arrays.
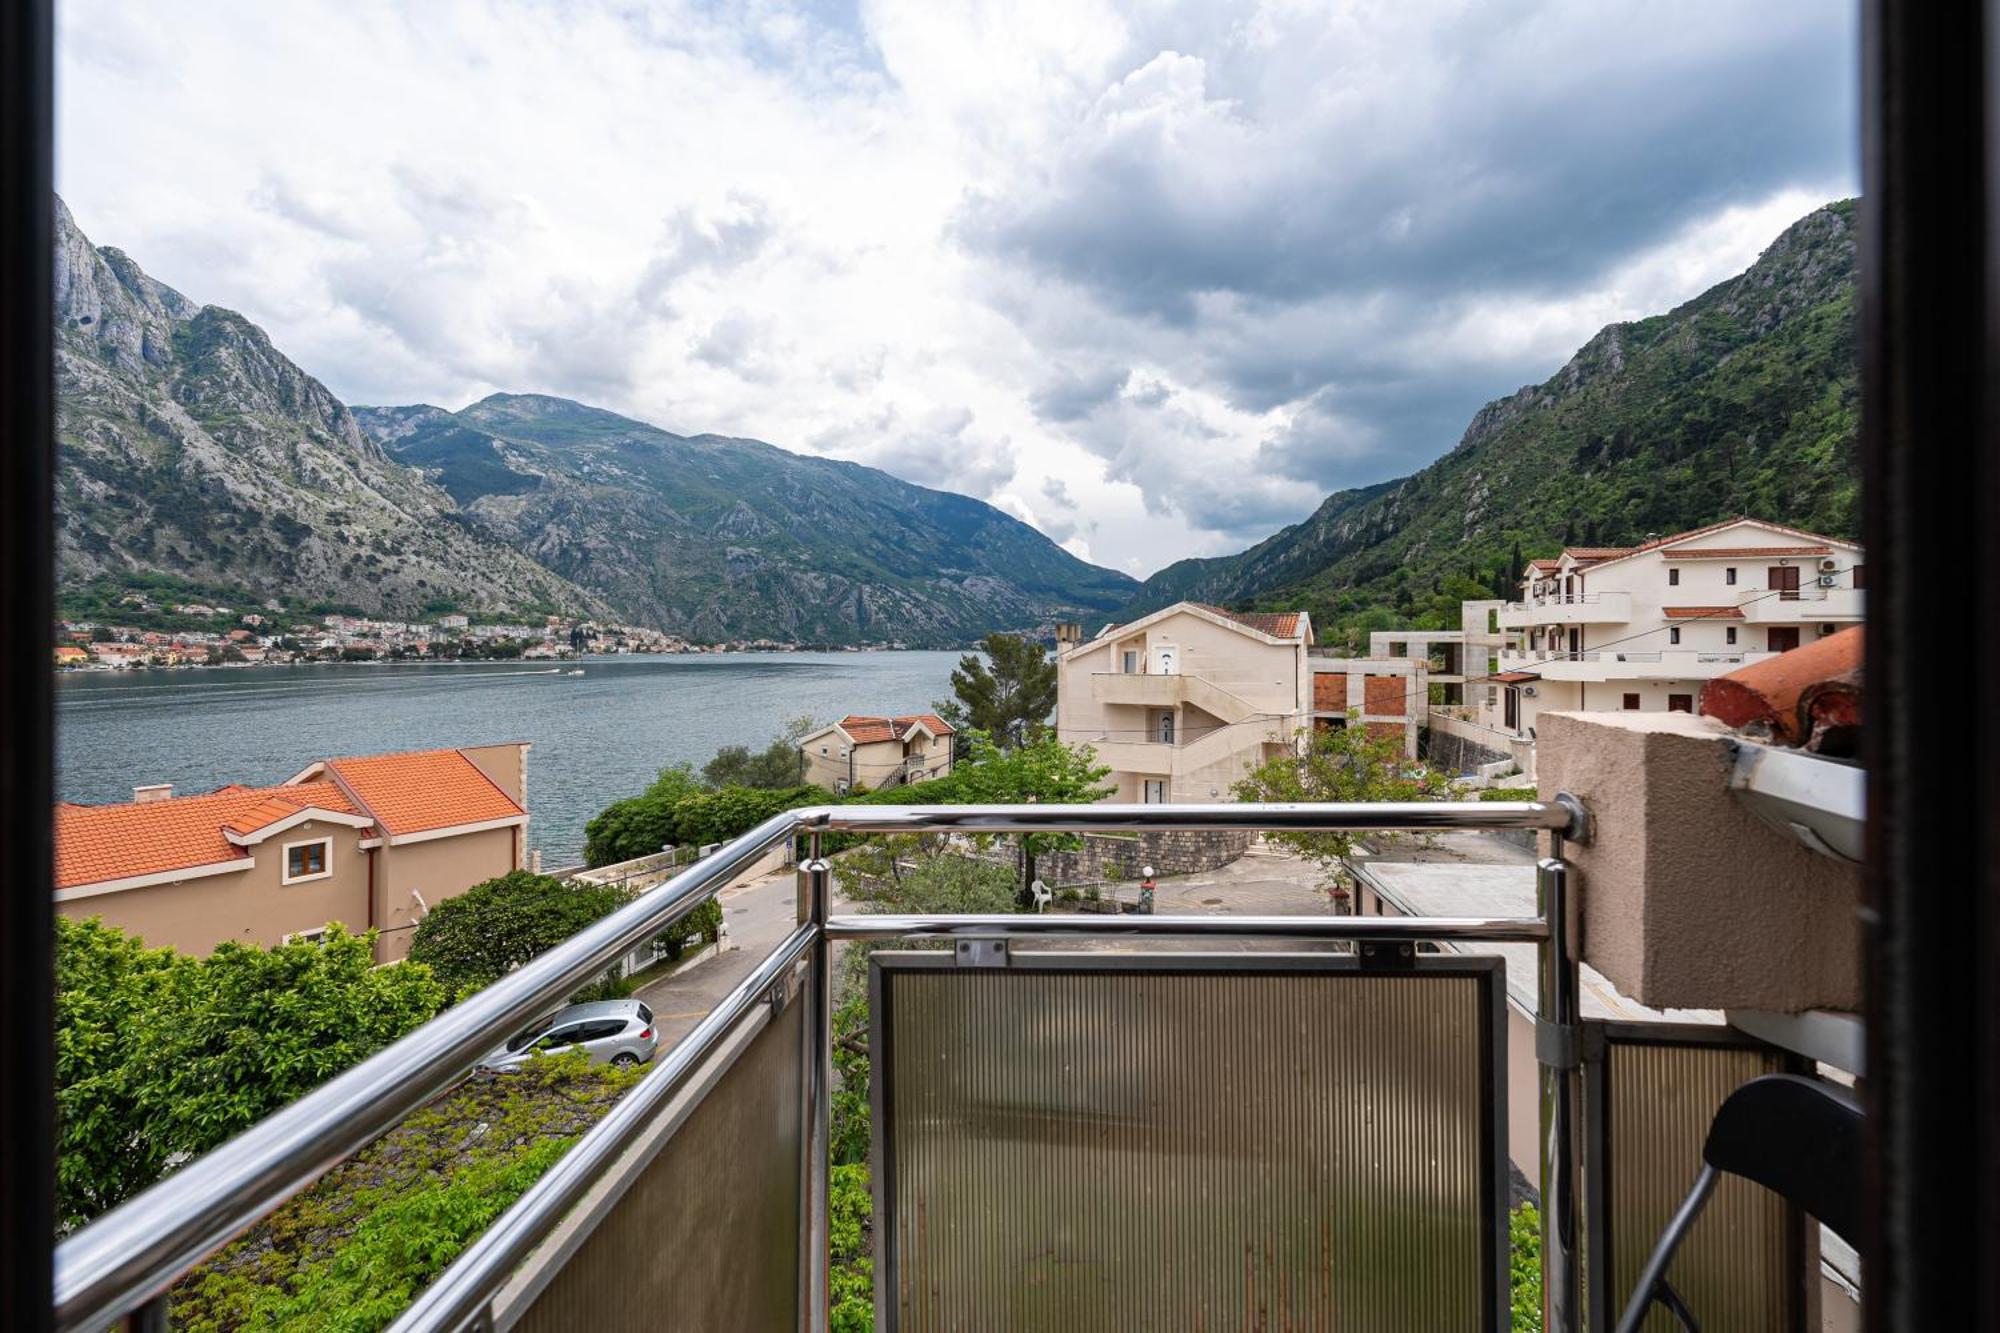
[[1056, 603, 1313, 804], [1482, 517, 1864, 742]]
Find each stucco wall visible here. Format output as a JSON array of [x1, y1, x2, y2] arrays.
[[1058, 605, 1306, 804], [57, 821, 374, 955], [377, 826, 519, 961], [1537, 709, 1861, 1012], [461, 742, 529, 805]]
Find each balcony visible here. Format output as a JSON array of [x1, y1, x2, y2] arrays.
[[52, 797, 1848, 1333], [1089, 670, 1184, 707], [1738, 587, 1864, 623], [1499, 647, 1781, 681], [1497, 590, 1631, 629]]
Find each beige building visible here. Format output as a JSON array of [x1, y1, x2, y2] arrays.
[[1056, 602, 1314, 803], [1483, 517, 1864, 742], [797, 714, 956, 794], [54, 744, 531, 961]]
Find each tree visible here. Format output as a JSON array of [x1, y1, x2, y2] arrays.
[[1232, 716, 1451, 879], [55, 920, 444, 1228], [701, 715, 819, 789], [670, 784, 825, 848], [949, 633, 1058, 748], [583, 764, 703, 867], [409, 870, 635, 999]]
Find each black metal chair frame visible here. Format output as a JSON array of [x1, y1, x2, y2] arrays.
[[1614, 1073, 1864, 1333]]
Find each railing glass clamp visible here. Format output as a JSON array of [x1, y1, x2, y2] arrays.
[[955, 938, 1010, 968]]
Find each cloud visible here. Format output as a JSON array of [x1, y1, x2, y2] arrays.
[[814, 403, 1019, 498], [56, 0, 1858, 576]]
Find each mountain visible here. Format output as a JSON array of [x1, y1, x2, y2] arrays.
[[1123, 200, 1861, 642], [350, 394, 1137, 645], [53, 198, 1135, 645], [53, 199, 611, 622]]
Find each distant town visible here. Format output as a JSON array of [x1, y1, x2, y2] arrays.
[[53, 595, 924, 670]]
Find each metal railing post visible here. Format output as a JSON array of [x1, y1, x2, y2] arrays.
[[1537, 851, 1584, 1333], [799, 830, 831, 1332]]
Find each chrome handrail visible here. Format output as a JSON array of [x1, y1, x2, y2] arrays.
[[52, 810, 804, 1333], [52, 799, 1585, 1333]]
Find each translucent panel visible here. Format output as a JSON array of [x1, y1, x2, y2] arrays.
[[873, 953, 1506, 1331], [1599, 1033, 1803, 1332], [509, 995, 805, 1333]]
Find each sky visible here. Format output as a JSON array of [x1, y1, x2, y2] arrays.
[[56, 0, 1859, 579]]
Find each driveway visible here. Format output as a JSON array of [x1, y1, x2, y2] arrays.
[[632, 865, 853, 1047]]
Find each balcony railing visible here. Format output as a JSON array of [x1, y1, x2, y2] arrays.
[[53, 795, 1810, 1333]]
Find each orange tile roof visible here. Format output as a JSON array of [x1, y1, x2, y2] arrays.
[[1492, 670, 1541, 684], [323, 748, 524, 837], [1195, 604, 1305, 638], [1563, 546, 1637, 562], [1527, 559, 1562, 572], [1659, 546, 1833, 558], [1662, 606, 1746, 620], [836, 714, 956, 745], [55, 780, 362, 890]]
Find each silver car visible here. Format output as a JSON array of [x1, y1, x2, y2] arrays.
[[482, 999, 658, 1072]]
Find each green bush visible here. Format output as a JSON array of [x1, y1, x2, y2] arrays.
[[55, 920, 443, 1230], [1510, 1204, 1544, 1332], [583, 764, 703, 867], [1481, 785, 1539, 802], [655, 898, 724, 963], [408, 870, 632, 999], [829, 1163, 874, 1331], [171, 1053, 642, 1332]]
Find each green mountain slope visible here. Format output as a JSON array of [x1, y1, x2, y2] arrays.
[[352, 394, 1137, 646], [1122, 199, 1861, 644], [54, 199, 613, 622]]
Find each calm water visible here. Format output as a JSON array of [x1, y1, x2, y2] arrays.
[[56, 653, 959, 864]]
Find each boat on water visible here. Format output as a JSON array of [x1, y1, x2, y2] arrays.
[[566, 668, 586, 676]]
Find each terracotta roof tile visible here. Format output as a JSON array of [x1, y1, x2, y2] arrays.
[[55, 780, 361, 890], [1563, 546, 1637, 562], [1662, 606, 1746, 620], [1492, 670, 1541, 684], [1193, 604, 1305, 638], [1659, 546, 1833, 558], [323, 749, 524, 837], [836, 714, 954, 745]]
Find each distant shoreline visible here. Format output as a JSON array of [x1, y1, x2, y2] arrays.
[[54, 645, 958, 675]]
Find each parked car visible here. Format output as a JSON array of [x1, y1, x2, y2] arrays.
[[481, 999, 658, 1072]]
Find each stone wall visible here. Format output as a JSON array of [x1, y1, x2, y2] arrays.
[[1034, 828, 1251, 886], [1422, 725, 1512, 776]]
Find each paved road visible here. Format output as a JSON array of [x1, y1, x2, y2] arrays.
[[632, 865, 854, 1047]]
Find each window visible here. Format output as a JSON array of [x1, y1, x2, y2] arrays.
[[1668, 694, 1693, 713], [1122, 650, 1139, 674], [1669, 627, 1681, 644], [1725, 567, 1737, 585], [1726, 626, 1738, 645], [1668, 568, 1680, 586], [283, 837, 332, 884], [1853, 564, 1865, 590], [1158, 712, 1175, 744], [1622, 693, 1640, 710], [534, 1025, 582, 1051], [1143, 779, 1167, 804], [282, 927, 329, 945]]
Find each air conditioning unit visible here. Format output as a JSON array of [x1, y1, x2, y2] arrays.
[[1819, 558, 1839, 572], [1522, 686, 1539, 698], [1817, 573, 1838, 588]]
